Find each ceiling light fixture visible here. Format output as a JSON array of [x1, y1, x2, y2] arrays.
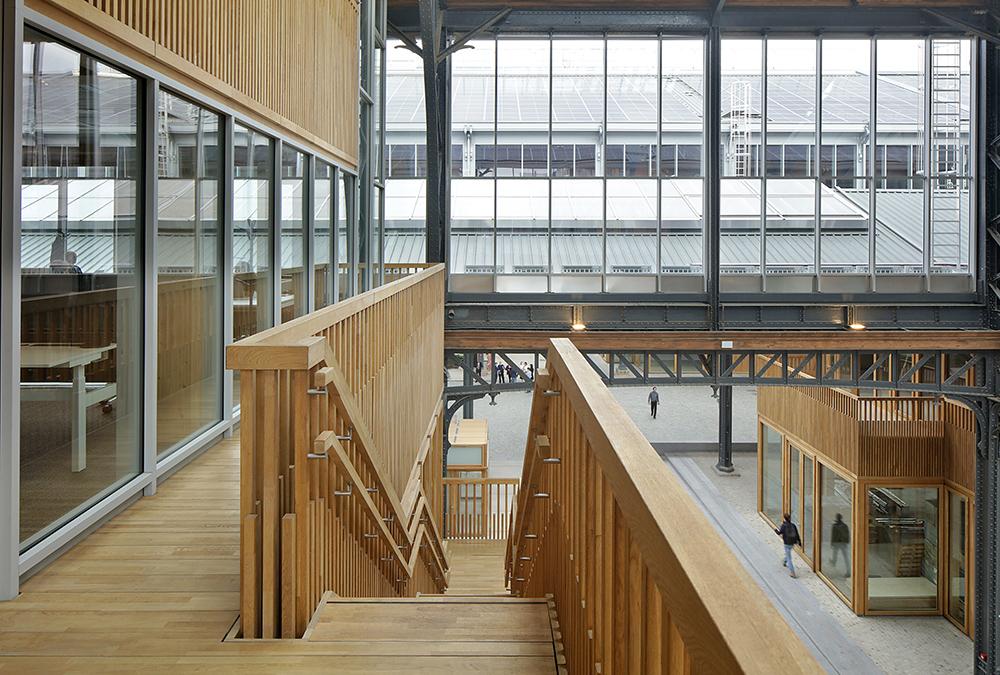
[[845, 305, 866, 330]]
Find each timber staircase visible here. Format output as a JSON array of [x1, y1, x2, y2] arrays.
[[298, 542, 562, 672], [302, 595, 560, 673]]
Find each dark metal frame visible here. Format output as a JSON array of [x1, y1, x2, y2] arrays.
[[389, 4, 998, 330]]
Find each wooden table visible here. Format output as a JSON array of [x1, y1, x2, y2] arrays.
[[21, 344, 117, 473]]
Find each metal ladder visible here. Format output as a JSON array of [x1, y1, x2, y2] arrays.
[[728, 81, 753, 177], [930, 39, 964, 271], [157, 95, 172, 177]]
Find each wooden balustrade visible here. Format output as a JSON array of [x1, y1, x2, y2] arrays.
[[507, 338, 820, 674], [443, 478, 519, 540], [760, 386, 956, 481], [227, 264, 449, 639]]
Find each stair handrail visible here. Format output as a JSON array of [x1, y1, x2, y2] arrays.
[[227, 265, 449, 639], [506, 338, 822, 673]]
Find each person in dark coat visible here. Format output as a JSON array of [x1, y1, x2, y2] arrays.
[[775, 513, 801, 578], [830, 513, 851, 577]]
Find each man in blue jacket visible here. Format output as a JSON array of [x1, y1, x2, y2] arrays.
[[775, 513, 801, 578]]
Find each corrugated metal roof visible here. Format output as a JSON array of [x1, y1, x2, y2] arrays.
[[392, 72, 970, 127]]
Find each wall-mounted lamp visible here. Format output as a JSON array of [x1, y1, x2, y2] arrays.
[[845, 306, 866, 331], [571, 306, 586, 331]]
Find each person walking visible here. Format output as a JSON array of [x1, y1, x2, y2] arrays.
[[830, 513, 851, 577], [496, 363, 505, 383], [775, 513, 801, 578], [647, 387, 659, 419]]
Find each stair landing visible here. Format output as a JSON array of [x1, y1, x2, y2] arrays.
[[305, 596, 557, 673], [445, 540, 511, 595]]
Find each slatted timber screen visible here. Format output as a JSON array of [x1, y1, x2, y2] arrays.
[[507, 338, 821, 674], [31, 0, 359, 166], [759, 386, 954, 479], [227, 265, 448, 639], [443, 478, 519, 540], [943, 399, 976, 491]]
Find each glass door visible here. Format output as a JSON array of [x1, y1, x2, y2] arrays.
[[946, 490, 968, 631], [802, 453, 814, 563], [788, 446, 800, 534]]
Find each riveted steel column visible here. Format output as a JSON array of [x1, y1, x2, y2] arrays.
[[706, 27, 722, 329], [715, 385, 734, 473]]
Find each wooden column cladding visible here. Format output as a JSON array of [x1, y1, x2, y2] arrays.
[[227, 266, 449, 639], [507, 338, 822, 674], [28, 0, 360, 167]]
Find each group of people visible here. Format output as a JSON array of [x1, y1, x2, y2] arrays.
[[494, 361, 534, 383]]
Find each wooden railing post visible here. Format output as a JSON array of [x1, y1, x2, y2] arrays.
[[507, 339, 823, 674], [228, 266, 450, 639]]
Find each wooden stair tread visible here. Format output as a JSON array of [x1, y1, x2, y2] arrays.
[[305, 596, 557, 673], [309, 598, 553, 642]]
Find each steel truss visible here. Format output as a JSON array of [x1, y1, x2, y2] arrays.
[[446, 348, 996, 397]]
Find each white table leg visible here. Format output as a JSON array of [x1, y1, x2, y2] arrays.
[[71, 364, 87, 472]]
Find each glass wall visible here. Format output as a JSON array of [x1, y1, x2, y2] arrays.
[[819, 464, 853, 601], [385, 40, 426, 270], [821, 39, 871, 276], [760, 423, 783, 525], [233, 124, 273, 338], [875, 39, 924, 276], [867, 485, 939, 611], [662, 39, 705, 287], [19, 30, 142, 547], [280, 145, 307, 321], [9, 18, 367, 567], [314, 161, 333, 309], [156, 90, 223, 458], [405, 33, 977, 294], [720, 38, 763, 277], [765, 39, 816, 276], [802, 453, 814, 559], [789, 445, 801, 531], [232, 124, 273, 405], [339, 171, 354, 301], [947, 491, 968, 626]]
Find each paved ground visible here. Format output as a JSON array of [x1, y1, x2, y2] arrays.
[[470, 384, 759, 478], [466, 381, 972, 674]]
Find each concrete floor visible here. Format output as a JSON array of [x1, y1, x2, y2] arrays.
[[471, 383, 759, 477], [468, 383, 972, 675]]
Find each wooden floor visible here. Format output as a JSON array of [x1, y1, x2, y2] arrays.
[[305, 597, 557, 673], [0, 432, 547, 673], [445, 541, 512, 595]]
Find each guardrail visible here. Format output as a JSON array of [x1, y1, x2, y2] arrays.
[[443, 477, 519, 540], [227, 264, 449, 639], [506, 338, 821, 674]]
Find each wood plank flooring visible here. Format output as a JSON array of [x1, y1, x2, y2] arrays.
[[445, 541, 512, 595], [307, 597, 556, 673], [0, 432, 549, 673]]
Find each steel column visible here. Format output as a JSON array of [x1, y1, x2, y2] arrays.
[[715, 385, 734, 472], [419, 0, 447, 264], [141, 78, 159, 495], [462, 353, 475, 418], [0, 0, 24, 601], [973, 398, 1000, 674], [706, 27, 722, 328], [222, 115, 236, 422]]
